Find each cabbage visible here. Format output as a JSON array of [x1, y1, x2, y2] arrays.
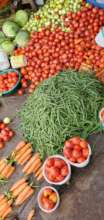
[[1, 40, 15, 55], [15, 10, 28, 27], [0, 31, 6, 44], [14, 30, 29, 47], [2, 21, 19, 38]]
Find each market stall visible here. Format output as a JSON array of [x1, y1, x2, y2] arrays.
[[0, 0, 104, 220]]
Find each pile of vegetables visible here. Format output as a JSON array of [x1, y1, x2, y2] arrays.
[[0, 71, 19, 93], [0, 10, 29, 55], [24, 0, 83, 32], [19, 70, 104, 158]]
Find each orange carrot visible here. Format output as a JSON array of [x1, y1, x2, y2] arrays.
[[20, 188, 34, 205], [15, 143, 32, 159], [10, 177, 26, 192], [0, 197, 8, 207], [23, 153, 40, 173], [1, 206, 12, 219], [12, 182, 28, 198], [15, 186, 33, 206], [0, 200, 12, 217], [34, 160, 42, 173], [20, 153, 32, 166], [15, 141, 26, 151], [24, 158, 41, 175], [27, 209, 35, 220], [0, 161, 7, 173], [6, 166, 15, 178], [37, 172, 44, 181], [35, 167, 42, 177], [1, 164, 12, 178], [17, 148, 32, 164]]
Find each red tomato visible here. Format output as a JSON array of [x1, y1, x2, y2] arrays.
[[80, 140, 88, 149], [82, 148, 89, 158], [42, 197, 54, 210], [72, 149, 82, 159], [0, 142, 4, 149], [63, 148, 72, 159], [69, 157, 77, 163], [70, 136, 80, 145], [74, 145, 81, 151], [49, 167, 60, 179], [64, 140, 73, 149], [46, 158, 54, 167], [56, 175, 64, 182], [54, 158, 65, 169], [61, 165, 68, 177], [77, 157, 86, 163]]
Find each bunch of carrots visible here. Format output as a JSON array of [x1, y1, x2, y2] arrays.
[[12, 141, 33, 166], [0, 158, 15, 182], [0, 194, 13, 220], [10, 178, 34, 206], [23, 152, 43, 182]]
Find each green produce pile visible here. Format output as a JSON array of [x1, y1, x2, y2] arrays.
[[19, 70, 104, 158], [24, 0, 83, 32]]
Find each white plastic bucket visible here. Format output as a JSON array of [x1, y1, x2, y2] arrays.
[[43, 155, 71, 185], [99, 107, 104, 128], [0, 49, 10, 70], [38, 186, 60, 213], [64, 144, 92, 168], [95, 27, 104, 48]]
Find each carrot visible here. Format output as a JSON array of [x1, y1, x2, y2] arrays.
[[1, 164, 12, 178], [6, 166, 15, 178], [0, 197, 8, 207], [23, 153, 40, 173], [37, 172, 44, 181], [0, 200, 12, 218], [15, 141, 26, 151], [20, 188, 34, 205], [35, 167, 42, 177], [27, 209, 35, 220], [20, 153, 32, 166], [24, 158, 41, 175], [0, 161, 7, 173], [10, 177, 26, 192], [0, 200, 9, 212], [0, 195, 4, 202], [34, 160, 42, 173], [17, 148, 32, 164], [1, 206, 12, 219], [15, 186, 33, 206], [15, 143, 32, 160], [12, 182, 28, 198]]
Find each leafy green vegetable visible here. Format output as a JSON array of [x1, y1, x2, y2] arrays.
[[0, 31, 6, 44], [2, 21, 19, 38], [19, 70, 104, 158], [15, 10, 29, 27], [14, 30, 29, 47], [1, 40, 15, 55]]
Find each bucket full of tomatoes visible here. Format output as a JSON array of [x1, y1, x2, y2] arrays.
[[0, 68, 21, 95], [63, 136, 92, 168]]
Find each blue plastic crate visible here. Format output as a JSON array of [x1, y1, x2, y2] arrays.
[[87, 0, 104, 8]]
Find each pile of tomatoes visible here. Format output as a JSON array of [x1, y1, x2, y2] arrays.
[[18, 4, 104, 94], [45, 157, 69, 183], [40, 187, 58, 211], [0, 71, 18, 93], [63, 137, 89, 163], [0, 122, 14, 149]]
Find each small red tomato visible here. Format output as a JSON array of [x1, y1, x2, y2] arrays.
[[72, 149, 82, 159], [77, 157, 86, 163], [61, 165, 68, 177], [8, 130, 14, 138], [82, 148, 89, 158], [74, 145, 81, 151], [46, 158, 54, 167], [64, 140, 73, 149], [54, 158, 64, 169], [2, 135, 9, 142], [49, 167, 60, 179], [80, 140, 88, 149], [63, 148, 72, 159], [56, 175, 64, 182], [18, 89, 24, 96], [43, 188, 52, 197], [42, 197, 54, 210], [69, 157, 77, 163], [70, 136, 80, 145]]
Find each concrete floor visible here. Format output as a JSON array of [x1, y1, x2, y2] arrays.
[[0, 95, 104, 220]]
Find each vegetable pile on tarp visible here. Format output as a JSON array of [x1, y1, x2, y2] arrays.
[[19, 70, 104, 158], [24, 0, 83, 32]]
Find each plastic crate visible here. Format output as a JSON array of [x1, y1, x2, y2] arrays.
[[87, 0, 104, 8]]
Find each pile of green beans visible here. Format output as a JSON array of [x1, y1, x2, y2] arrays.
[[19, 70, 104, 158]]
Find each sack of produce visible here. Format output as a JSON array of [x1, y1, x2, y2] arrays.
[[10, 55, 27, 68]]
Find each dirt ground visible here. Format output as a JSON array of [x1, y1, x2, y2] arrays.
[[0, 95, 104, 220]]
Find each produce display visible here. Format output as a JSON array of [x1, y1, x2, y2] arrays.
[[44, 156, 70, 183], [38, 186, 59, 212], [0, 121, 14, 148], [0, 71, 18, 93], [63, 137, 90, 164], [19, 70, 104, 158]]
